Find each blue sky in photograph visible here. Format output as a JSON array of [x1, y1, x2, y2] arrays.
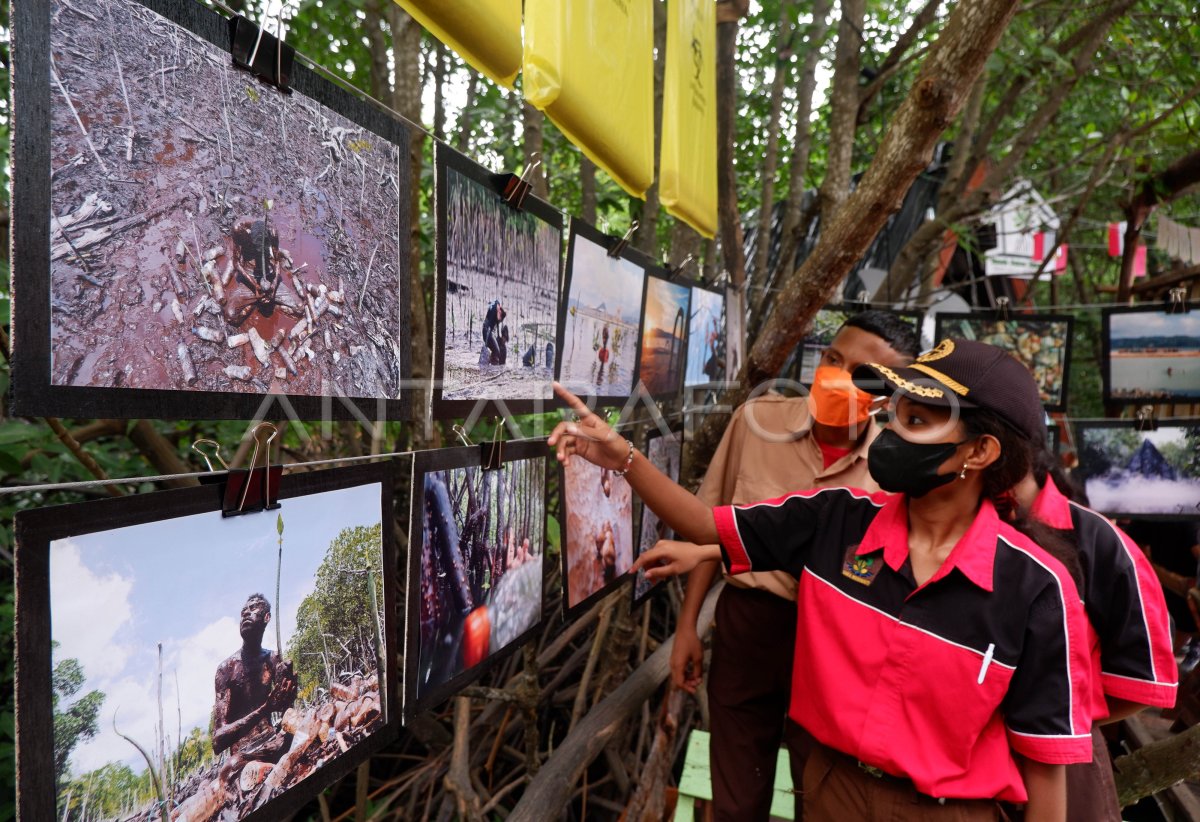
[[1110, 311, 1200, 341], [568, 233, 646, 324], [50, 483, 383, 774], [686, 287, 724, 385]]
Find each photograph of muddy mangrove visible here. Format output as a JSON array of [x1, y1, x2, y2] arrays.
[[434, 147, 562, 415], [410, 448, 546, 714], [558, 226, 647, 404], [638, 274, 690, 399], [18, 470, 391, 822], [562, 456, 634, 615], [41, 0, 406, 412]]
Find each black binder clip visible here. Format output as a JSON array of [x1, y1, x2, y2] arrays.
[[192, 438, 229, 487], [666, 253, 695, 281], [608, 221, 639, 259], [480, 421, 505, 471], [994, 296, 1011, 321], [1167, 287, 1190, 315], [850, 290, 870, 312], [493, 157, 542, 211], [222, 423, 283, 517], [1135, 405, 1157, 432], [230, 13, 294, 93]]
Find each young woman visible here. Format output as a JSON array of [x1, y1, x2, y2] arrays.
[[549, 339, 1093, 821]]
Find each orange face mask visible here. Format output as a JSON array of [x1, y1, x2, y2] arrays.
[[809, 365, 878, 428]]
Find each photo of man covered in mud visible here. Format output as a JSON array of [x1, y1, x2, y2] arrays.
[[562, 455, 634, 615], [408, 446, 547, 715], [433, 146, 563, 417], [34, 0, 406, 415], [17, 469, 393, 822]]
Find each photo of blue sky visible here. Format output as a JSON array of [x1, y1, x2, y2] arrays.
[[50, 483, 383, 776]]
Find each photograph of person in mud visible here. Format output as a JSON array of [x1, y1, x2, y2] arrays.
[[558, 224, 647, 404], [633, 430, 681, 604], [29, 476, 389, 822], [684, 284, 725, 387], [41, 0, 405, 411], [434, 147, 563, 414], [410, 449, 546, 714], [562, 454, 634, 614], [1074, 422, 1200, 518], [638, 274, 690, 399]]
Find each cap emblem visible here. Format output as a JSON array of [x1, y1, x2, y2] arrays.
[[916, 339, 954, 363]]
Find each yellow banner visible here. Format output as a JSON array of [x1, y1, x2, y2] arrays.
[[395, 0, 521, 89], [523, 0, 655, 198], [660, 0, 716, 237]]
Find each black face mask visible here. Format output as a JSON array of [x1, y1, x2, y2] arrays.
[[868, 428, 971, 498]]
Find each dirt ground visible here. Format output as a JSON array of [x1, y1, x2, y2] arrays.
[[48, 0, 403, 399]]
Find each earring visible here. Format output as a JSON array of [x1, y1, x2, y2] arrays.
[[958, 464, 968, 480]]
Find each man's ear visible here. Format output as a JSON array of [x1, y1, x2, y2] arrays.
[[264, 611, 272, 625]]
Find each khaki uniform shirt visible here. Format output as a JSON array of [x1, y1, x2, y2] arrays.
[[695, 394, 882, 600]]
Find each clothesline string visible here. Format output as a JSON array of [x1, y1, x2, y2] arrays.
[[0, 411, 688, 497]]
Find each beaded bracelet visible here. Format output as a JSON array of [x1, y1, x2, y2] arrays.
[[612, 438, 636, 477]]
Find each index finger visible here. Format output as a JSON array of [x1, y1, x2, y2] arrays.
[[553, 381, 594, 418]]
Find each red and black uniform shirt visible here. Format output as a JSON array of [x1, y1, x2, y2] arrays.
[[713, 488, 1093, 803], [1031, 478, 1177, 717]]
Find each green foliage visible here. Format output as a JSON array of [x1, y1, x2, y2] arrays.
[[287, 523, 385, 697], [51, 654, 105, 789]]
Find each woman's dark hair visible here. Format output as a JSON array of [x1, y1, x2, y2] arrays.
[[1031, 445, 1089, 506], [840, 310, 921, 358], [961, 408, 1083, 588]]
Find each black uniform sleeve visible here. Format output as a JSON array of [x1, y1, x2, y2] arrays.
[[713, 487, 870, 577]]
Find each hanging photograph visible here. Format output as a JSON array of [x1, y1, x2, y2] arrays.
[[11, 0, 411, 420], [633, 428, 682, 607], [725, 288, 746, 382], [14, 464, 397, 822], [557, 221, 648, 407], [1073, 421, 1200, 519], [431, 145, 564, 418], [685, 284, 726, 387], [1102, 305, 1200, 404], [933, 313, 1073, 411], [561, 453, 635, 617], [405, 442, 547, 720], [786, 306, 922, 386], [637, 273, 691, 399]]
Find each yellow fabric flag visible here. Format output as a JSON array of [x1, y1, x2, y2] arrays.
[[395, 0, 521, 89], [660, 0, 717, 237], [524, 0, 655, 198]]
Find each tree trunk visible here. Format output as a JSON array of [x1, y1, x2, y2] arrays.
[[506, 583, 723, 822], [637, 0, 668, 255], [688, 0, 1023, 485], [1113, 721, 1200, 808], [716, 0, 750, 287], [522, 102, 549, 199], [580, 156, 597, 225], [669, 219, 704, 271], [433, 42, 447, 142], [873, 0, 1137, 304], [856, 0, 944, 123], [363, 0, 391, 103], [772, 0, 833, 281], [817, 0, 866, 223], [1117, 147, 1200, 301], [455, 71, 480, 153], [749, 1, 795, 283], [389, 5, 432, 394]]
